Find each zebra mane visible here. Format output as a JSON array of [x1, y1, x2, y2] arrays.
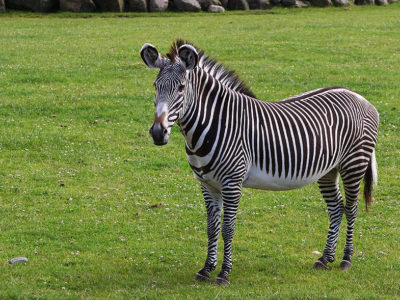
[[167, 39, 256, 98]]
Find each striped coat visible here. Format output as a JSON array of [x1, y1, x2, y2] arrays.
[[141, 40, 379, 285]]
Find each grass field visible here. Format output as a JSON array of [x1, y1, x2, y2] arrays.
[[0, 4, 400, 299]]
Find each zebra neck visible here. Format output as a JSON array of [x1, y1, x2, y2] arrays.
[[177, 69, 253, 156], [178, 69, 228, 152]]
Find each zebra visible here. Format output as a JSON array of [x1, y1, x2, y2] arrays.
[[140, 40, 379, 285]]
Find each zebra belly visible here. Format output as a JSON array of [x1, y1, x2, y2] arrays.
[[243, 165, 322, 191]]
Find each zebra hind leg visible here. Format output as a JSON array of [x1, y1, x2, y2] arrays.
[[195, 184, 222, 281], [338, 147, 374, 270], [339, 168, 364, 270], [314, 168, 344, 270]]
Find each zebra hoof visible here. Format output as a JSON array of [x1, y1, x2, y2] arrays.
[[340, 260, 352, 270], [195, 269, 210, 281], [313, 259, 328, 270], [216, 275, 229, 286]]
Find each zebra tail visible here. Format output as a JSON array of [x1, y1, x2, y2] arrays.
[[364, 149, 378, 213]]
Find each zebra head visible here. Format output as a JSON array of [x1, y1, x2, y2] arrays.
[[141, 43, 198, 145]]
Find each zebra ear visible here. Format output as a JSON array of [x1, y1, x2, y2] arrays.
[[140, 43, 164, 69], [178, 44, 198, 71]]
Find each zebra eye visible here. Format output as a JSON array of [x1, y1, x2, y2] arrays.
[[178, 84, 185, 93]]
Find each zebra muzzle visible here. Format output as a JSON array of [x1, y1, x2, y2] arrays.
[[149, 123, 169, 146]]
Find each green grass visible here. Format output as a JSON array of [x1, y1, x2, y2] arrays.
[[0, 4, 399, 298]]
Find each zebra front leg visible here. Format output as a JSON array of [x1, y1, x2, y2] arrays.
[[314, 169, 344, 269], [216, 182, 242, 285], [196, 184, 222, 281]]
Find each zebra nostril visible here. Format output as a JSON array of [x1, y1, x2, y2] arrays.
[[163, 128, 168, 135], [149, 127, 153, 136]]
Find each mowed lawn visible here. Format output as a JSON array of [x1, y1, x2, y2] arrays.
[[0, 4, 399, 299]]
